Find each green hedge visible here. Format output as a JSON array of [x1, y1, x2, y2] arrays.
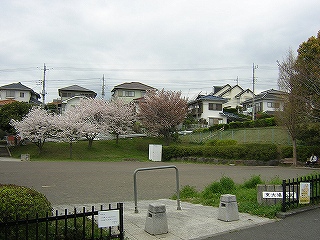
[[163, 144, 319, 162], [278, 145, 320, 162], [205, 117, 276, 132], [163, 143, 278, 161], [0, 184, 52, 222]]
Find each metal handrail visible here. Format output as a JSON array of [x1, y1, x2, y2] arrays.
[[133, 165, 181, 213]]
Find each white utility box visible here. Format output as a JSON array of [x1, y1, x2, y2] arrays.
[[149, 144, 162, 162]]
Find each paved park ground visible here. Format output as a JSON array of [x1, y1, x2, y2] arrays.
[[1, 160, 319, 205]]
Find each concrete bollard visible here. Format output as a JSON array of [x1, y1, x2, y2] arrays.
[[218, 194, 239, 222], [145, 203, 168, 235]]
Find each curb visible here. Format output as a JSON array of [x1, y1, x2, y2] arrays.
[[276, 204, 320, 219]]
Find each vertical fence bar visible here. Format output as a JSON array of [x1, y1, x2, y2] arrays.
[[91, 206, 94, 240], [36, 212, 39, 240], [64, 209, 68, 237], [15, 215, 19, 240], [282, 179, 287, 212], [108, 204, 112, 240], [118, 202, 124, 240], [45, 212, 49, 240], [55, 210, 58, 238], [82, 207, 86, 239], [26, 214, 29, 240], [74, 208, 77, 234]]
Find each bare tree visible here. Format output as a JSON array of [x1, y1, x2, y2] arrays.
[[138, 89, 188, 145], [277, 50, 308, 166]]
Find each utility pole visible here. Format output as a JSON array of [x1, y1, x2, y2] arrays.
[[252, 63, 258, 120], [101, 74, 105, 100], [41, 63, 47, 107]]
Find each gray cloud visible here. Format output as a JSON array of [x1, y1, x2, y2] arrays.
[[1, 0, 319, 101]]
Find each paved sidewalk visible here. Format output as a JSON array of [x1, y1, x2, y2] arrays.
[[0, 157, 22, 162], [53, 199, 274, 240]]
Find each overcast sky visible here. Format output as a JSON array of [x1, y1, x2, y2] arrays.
[[1, 0, 319, 103]]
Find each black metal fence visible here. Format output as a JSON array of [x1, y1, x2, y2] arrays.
[[0, 203, 124, 240], [282, 175, 320, 212]]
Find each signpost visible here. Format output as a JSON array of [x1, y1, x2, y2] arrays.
[[299, 182, 310, 204], [98, 210, 120, 228]]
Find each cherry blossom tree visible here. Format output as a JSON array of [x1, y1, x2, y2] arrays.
[[138, 89, 188, 145], [73, 98, 109, 148], [54, 107, 87, 159], [10, 107, 55, 153], [105, 98, 136, 144]]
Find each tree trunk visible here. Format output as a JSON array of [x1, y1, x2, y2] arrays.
[[292, 138, 297, 167], [88, 138, 93, 148], [116, 134, 119, 144], [69, 142, 73, 159]]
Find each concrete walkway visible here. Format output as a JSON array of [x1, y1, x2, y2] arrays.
[[53, 199, 274, 240], [0, 156, 22, 162]]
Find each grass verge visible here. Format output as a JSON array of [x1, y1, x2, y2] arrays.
[[172, 175, 283, 219]]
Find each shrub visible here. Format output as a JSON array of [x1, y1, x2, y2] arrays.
[[0, 184, 52, 222], [242, 175, 264, 189], [219, 176, 236, 192], [179, 185, 199, 199], [206, 139, 237, 146]]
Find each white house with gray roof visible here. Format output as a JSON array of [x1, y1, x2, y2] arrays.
[[242, 89, 285, 115], [58, 85, 97, 113], [0, 82, 41, 104], [111, 82, 155, 103], [58, 85, 97, 102], [188, 94, 228, 125], [212, 84, 254, 109]]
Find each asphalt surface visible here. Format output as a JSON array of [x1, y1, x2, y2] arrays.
[[1, 159, 319, 205], [204, 207, 320, 240], [2, 158, 320, 239]]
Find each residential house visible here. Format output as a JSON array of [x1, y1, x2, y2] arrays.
[[242, 89, 285, 115], [111, 82, 155, 103], [0, 82, 41, 104], [212, 84, 254, 109], [188, 94, 228, 126], [58, 85, 97, 113], [61, 96, 88, 113], [58, 85, 97, 102]]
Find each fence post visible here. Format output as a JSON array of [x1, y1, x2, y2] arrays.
[[118, 203, 124, 240], [282, 179, 287, 212]]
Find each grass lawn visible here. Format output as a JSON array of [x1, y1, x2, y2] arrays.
[[9, 127, 291, 161], [10, 137, 165, 161]]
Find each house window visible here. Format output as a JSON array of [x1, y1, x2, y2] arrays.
[[125, 91, 135, 97], [208, 103, 222, 111], [209, 118, 223, 126], [267, 102, 280, 108], [20, 92, 25, 98], [6, 90, 15, 98]]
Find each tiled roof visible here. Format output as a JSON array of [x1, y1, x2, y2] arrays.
[[0, 82, 40, 98], [58, 85, 96, 92], [111, 82, 155, 92], [189, 94, 228, 104], [0, 99, 17, 106]]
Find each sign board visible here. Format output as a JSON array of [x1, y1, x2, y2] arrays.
[[299, 182, 310, 204], [262, 191, 297, 199], [98, 210, 120, 228]]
